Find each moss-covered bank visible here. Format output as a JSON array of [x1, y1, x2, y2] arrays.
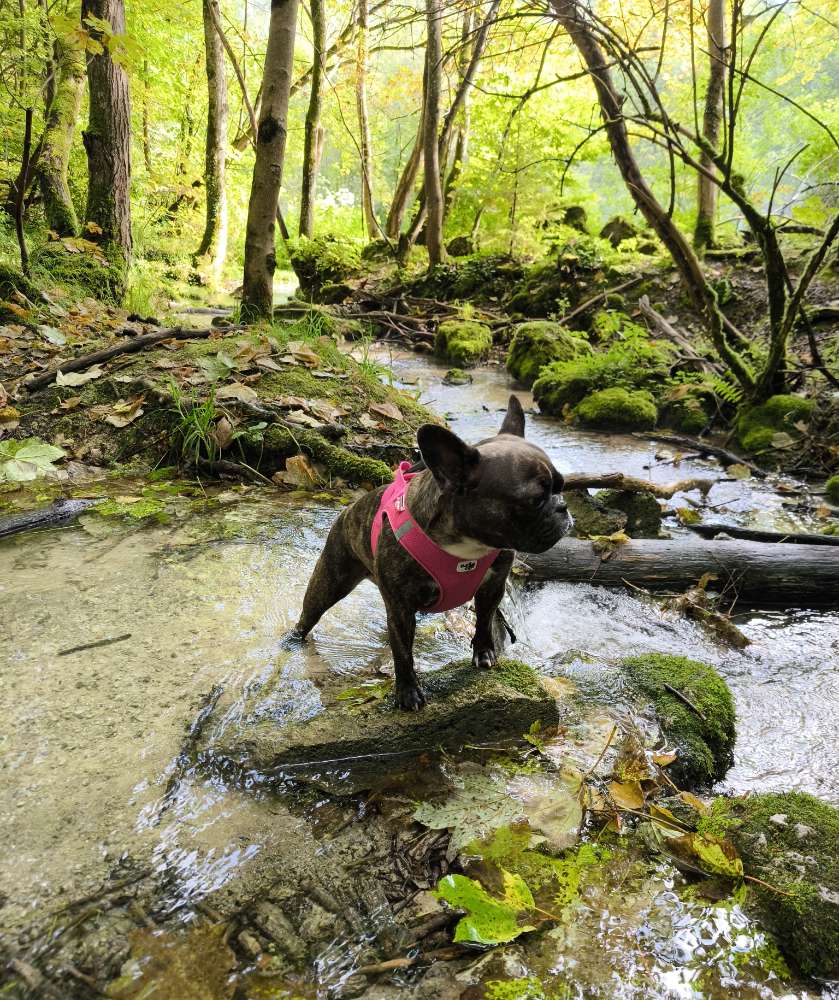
[[737, 394, 815, 453], [622, 653, 736, 787]]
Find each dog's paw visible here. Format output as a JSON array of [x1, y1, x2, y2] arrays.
[[395, 681, 427, 712], [472, 647, 496, 670], [279, 628, 307, 650]]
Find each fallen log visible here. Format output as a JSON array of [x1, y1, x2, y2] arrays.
[[0, 498, 100, 539], [564, 471, 716, 498], [522, 538, 839, 606], [634, 431, 767, 478], [686, 521, 839, 547]]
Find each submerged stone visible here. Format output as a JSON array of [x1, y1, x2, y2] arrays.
[[208, 660, 560, 791], [706, 791, 839, 979], [622, 653, 736, 787]]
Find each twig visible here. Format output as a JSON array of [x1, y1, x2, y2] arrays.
[[564, 471, 716, 498], [577, 723, 618, 794], [663, 683, 707, 721], [634, 432, 767, 478], [58, 633, 132, 656], [743, 874, 794, 897], [356, 945, 466, 976], [554, 276, 645, 326]]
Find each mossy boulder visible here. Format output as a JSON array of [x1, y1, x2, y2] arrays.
[[737, 395, 814, 453], [289, 234, 361, 299], [564, 489, 626, 537], [435, 319, 493, 367], [446, 235, 474, 257], [574, 388, 658, 431], [416, 254, 523, 302], [506, 321, 591, 387], [208, 659, 560, 793], [826, 474, 839, 504], [505, 261, 566, 317], [600, 215, 640, 247], [622, 653, 736, 787], [661, 387, 712, 435], [711, 792, 839, 979], [595, 488, 661, 537]]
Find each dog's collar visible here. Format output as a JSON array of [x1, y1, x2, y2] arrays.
[[370, 462, 499, 613]]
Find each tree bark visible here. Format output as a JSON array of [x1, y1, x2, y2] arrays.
[[694, 0, 725, 253], [523, 538, 839, 606], [299, 0, 325, 238], [81, 0, 132, 270], [37, 32, 85, 236], [385, 105, 424, 239], [195, 0, 229, 281], [422, 0, 445, 267], [355, 0, 376, 237], [548, 0, 754, 394], [241, 0, 300, 320]]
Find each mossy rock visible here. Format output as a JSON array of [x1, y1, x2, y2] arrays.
[[360, 238, 393, 263], [599, 215, 640, 247], [737, 395, 814, 453], [826, 474, 839, 504], [589, 309, 647, 343], [574, 388, 658, 431], [622, 653, 735, 787], [30, 243, 124, 301], [506, 321, 591, 387], [661, 387, 712, 435], [208, 659, 560, 793], [435, 319, 493, 367], [564, 489, 626, 538], [0, 262, 41, 303], [288, 234, 361, 298], [263, 425, 390, 487], [505, 261, 566, 317], [595, 488, 661, 537], [712, 792, 839, 979], [446, 235, 474, 257]]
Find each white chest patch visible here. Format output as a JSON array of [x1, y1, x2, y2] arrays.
[[441, 537, 496, 559]]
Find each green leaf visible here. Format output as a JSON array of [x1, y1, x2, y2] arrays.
[[690, 833, 744, 878], [0, 438, 66, 482], [435, 870, 536, 945]]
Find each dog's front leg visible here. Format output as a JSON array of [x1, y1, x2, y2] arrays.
[[382, 595, 425, 711], [472, 553, 514, 669]]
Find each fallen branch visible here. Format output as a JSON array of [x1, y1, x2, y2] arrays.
[[636, 296, 720, 374], [0, 498, 100, 539], [663, 683, 708, 719], [22, 326, 243, 394], [554, 275, 645, 327], [356, 945, 466, 976], [564, 471, 716, 498], [634, 431, 767, 478]]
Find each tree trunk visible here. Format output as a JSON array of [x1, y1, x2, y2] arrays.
[[241, 0, 300, 320], [141, 60, 153, 173], [385, 107, 424, 239], [299, 0, 325, 238], [195, 0, 229, 281], [81, 0, 131, 273], [548, 0, 754, 394], [36, 34, 84, 236], [355, 0, 376, 237], [422, 0, 445, 267], [524, 538, 839, 606], [694, 0, 725, 253]]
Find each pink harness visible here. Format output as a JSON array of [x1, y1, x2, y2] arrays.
[[371, 462, 499, 613]]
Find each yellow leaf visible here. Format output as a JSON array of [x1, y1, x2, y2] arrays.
[[608, 780, 645, 811]]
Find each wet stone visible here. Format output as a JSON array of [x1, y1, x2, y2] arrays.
[[206, 660, 560, 792]]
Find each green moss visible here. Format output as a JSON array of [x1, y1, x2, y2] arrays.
[[574, 388, 658, 431], [595, 489, 661, 537], [737, 395, 814, 454], [0, 262, 41, 302], [506, 321, 591, 387], [589, 309, 647, 343], [662, 390, 712, 435], [93, 497, 167, 521], [416, 253, 523, 301], [30, 242, 123, 301], [264, 425, 390, 486], [825, 474, 839, 504], [622, 653, 736, 786], [714, 792, 839, 979], [443, 367, 471, 385], [288, 234, 361, 298], [435, 319, 493, 367], [492, 658, 544, 698]]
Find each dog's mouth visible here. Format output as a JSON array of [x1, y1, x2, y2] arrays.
[[516, 509, 573, 554]]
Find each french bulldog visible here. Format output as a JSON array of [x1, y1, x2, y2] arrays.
[[291, 395, 571, 710]]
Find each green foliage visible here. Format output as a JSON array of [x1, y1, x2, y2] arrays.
[[574, 388, 658, 431], [0, 262, 41, 302], [826, 475, 839, 504], [288, 235, 361, 298], [507, 321, 591, 387], [30, 242, 124, 302], [168, 381, 219, 466], [435, 870, 536, 945], [435, 318, 493, 367], [622, 653, 736, 786], [737, 395, 815, 453], [0, 437, 65, 481]]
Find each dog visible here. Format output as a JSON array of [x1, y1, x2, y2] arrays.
[[291, 395, 570, 710]]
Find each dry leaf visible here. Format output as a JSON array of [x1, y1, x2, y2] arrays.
[[213, 415, 235, 450], [285, 409, 323, 428], [104, 396, 145, 428], [652, 751, 677, 767], [59, 396, 83, 411], [279, 453, 322, 488], [255, 356, 283, 372], [360, 412, 383, 430], [216, 381, 258, 404], [0, 406, 20, 432], [726, 463, 751, 479], [608, 780, 645, 811], [370, 401, 403, 421], [56, 364, 105, 386], [286, 341, 321, 368], [0, 382, 7, 408]]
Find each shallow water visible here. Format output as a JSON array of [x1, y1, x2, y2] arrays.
[[1, 352, 837, 997]]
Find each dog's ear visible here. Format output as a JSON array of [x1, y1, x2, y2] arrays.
[[417, 424, 480, 492], [499, 394, 525, 437]]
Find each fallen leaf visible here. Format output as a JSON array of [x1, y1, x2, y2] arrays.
[[255, 356, 283, 372], [435, 870, 536, 946], [286, 341, 321, 368], [609, 780, 645, 811], [652, 751, 677, 767], [59, 396, 83, 411], [770, 431, 795, 449], [284, 408, 323, 428], [213, 415, 235, 450], [0, 382, 6, 408], [726, 463, 751, 479], [0, 406, 20, 432], [38, 324, 67, 346], [216, 381, 258, 404], [56, 364, 105, 386], [370, 401, 403, 421], [104, 396, 145, 428], [360, 412, 383, 430]]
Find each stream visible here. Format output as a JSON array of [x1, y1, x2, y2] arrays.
[[1, 348, 837, 999]]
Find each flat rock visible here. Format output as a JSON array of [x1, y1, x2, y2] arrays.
[[206, 660, 560, 790]]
